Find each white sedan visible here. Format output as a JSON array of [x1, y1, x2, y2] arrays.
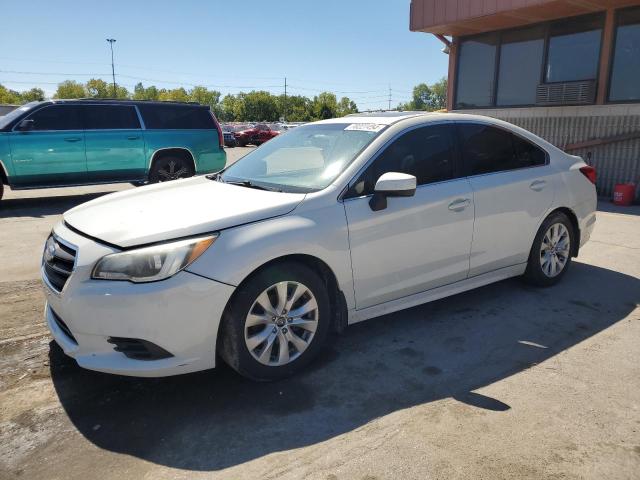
[[42, 112, 597, 380]]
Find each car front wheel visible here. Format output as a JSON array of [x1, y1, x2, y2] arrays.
[[218, 262, 331, 380], [524, 211, 575, 287]]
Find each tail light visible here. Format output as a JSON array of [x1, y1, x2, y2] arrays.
[[579, 165, 596, 184], [212, 113, 224, 149]]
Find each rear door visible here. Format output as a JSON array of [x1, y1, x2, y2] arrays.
[[343, 123, 474, 309], [457, 122, 555, 276], [8, 104, 86, 187], [83, 104, 146, 182]]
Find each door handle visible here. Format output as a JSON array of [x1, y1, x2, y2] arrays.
[[448, 198, 470, 211], [530, 180, 547, 191], [127, 135, 140, 140], [64, 137, 81, 142]]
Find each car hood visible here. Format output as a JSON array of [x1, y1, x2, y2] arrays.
[[64, 176, 306, 248]]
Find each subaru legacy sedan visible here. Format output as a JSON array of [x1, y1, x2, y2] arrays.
[[0, 100, 226, 200], [42, 112, 596, 380]]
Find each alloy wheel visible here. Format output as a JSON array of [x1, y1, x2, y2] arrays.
[[157, 160, 188, 181], [244, 281, 319, 366], [539, 223, 571, 278]]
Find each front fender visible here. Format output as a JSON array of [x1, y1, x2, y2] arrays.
[[186, 202, 355, 310], [0, 133, 14, 182]]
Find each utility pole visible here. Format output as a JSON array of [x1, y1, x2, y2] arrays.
[[283, 77, 287, 122], [106, 38, 117, 97], [388, 85, 392, 110]]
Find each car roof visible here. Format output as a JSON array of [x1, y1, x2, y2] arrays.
[[316, 111, 510, 127], [43, 99, 205, 108]]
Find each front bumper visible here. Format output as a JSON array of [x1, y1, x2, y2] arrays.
[[43, 222, 236, 377]]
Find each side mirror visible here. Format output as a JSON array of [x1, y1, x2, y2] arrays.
[[17, 119, 34, 131], [369, 172, 417, 211]]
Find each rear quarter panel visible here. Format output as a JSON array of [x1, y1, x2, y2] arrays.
[[143, 129, 226, 174]]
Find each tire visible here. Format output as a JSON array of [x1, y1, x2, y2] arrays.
[[218, 261, 331, 381], [0, 182, 4, 202], [130, 181, 146, 187], [148, 155, 195, 183], [523, 211, 575, 287]]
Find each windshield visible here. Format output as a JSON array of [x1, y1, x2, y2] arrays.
[[0, 102, 41, 129], [221, 122, 383, 192]]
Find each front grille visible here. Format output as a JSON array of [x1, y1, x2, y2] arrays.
[[43, 235, 76, 292], [107, 337, 173, 361], [51, 309, 78, 344]]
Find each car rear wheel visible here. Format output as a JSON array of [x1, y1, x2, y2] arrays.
[[524, 211, 574, 287], [149, 155, 195, 183], [218, 261, 331, 380]]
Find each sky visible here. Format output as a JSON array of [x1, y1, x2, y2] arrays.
[[0, 0, 449, 110]]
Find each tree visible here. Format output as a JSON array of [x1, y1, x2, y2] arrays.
[[278, 94, 313, 122], [54, 80, 86, 99], [337, 96, 358, 117], [398, 77, 448, 111], [86, 78, 111, 98], [0, 84, 23, 104], [189, 86, 221, 108], [312, 92, 338, 120], [20, 88, 45, 102], [242, 91, 279, 122], [158, 87, 189, 102]]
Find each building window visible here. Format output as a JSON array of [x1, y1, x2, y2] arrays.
[[454, 13, 607, 109], [609, 7, 640, 102], [455, 33, 497, 109], [496, 26, 545, 106], [545, 14, 603, 83]]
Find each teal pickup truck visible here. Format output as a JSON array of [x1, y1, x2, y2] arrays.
[[0, 99, 227, 201]]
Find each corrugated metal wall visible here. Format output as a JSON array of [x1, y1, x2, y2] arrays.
[[457, 104, 640, 197]]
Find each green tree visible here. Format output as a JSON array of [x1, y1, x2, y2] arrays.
[[278, 94, 313, 122], [86, 78, 111, 98], [220, 94, 243, 121], [20, 87, 45, 102], [54, 80, 86, 99], [158, 87, 189, 102], [337, 96, 358, 117], [398, 77, 448, 111], [242, 90, 279, 121], [189, 86, 221, 107], [312, 92, 338, 120], [0, 84, 23, 104]]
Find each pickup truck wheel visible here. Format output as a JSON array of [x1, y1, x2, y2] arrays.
[[219, 261, 331, 381], [149, 156, 194, 183]]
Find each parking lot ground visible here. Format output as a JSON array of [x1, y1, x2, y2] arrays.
[[0, 187, 639, 478]]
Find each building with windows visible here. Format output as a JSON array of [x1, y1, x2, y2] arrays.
[[410, 1, 640, 196]]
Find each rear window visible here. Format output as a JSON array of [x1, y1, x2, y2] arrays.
[[84, 105, 140, 130], [138, 104, 215, 129]]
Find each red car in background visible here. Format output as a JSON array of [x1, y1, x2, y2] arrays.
[[234, 123, 280, 147]]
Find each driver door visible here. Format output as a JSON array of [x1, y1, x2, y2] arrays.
[[343, 123, 474, 310]]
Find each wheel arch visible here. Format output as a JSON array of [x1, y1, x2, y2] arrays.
[[219, 253, 348, 342], [148, 148, 197, 178], [537, 206, 581, 257]]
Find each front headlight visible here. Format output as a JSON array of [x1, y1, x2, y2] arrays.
[[92, 234, 217, 283]]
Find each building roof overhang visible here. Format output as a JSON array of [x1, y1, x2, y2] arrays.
[[410, 0, 639, 36]]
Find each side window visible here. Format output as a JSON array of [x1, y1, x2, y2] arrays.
[[26, 105, 83, 131], [348, 124, 455, 197], [512, 135, 547, 168], [459, 123, 517, 175], [138, 105, 215, 129], [84, 105, 140, 130]]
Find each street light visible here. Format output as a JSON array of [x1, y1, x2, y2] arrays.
[[106, 38, 116, 97]]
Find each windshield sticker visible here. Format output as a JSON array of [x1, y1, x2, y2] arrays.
[[344, 123, 385, 132]]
